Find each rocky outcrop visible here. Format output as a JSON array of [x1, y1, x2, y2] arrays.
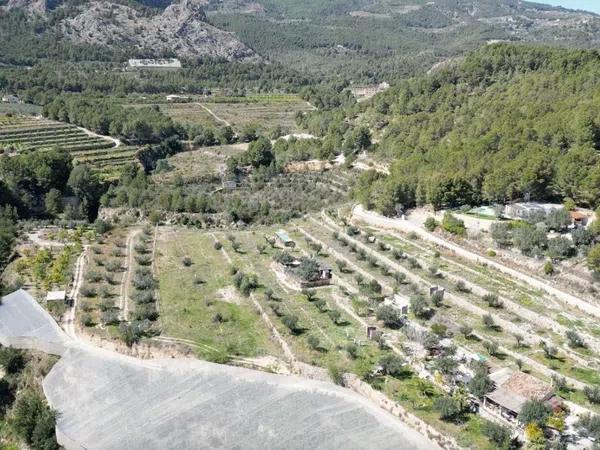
[[5, 0, 257, 61]]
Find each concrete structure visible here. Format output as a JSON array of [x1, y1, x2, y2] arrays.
[[483, 368, 560, 422], [503, 202, 563, 221], [275, 229, 296, 248], [165, 94, 190, 101], [46, 290, 67, 303], [127, 58, 182, 69], [384, 293, 410, 315]]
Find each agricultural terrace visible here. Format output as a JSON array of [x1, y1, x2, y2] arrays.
[[0, 115, 139, 177], [125, 94, 314, 136], [299, 211, 600, 408], [200, 95, 314, 135], [153, 224, 494, 448]]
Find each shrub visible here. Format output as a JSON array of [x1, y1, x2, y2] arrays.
[[132, 274, 156, 290], [482, 314, 495, 329], [0, 347, 25, 374], [379, 354, 407, 378], [214, 242, 222, 250], [583, 385, 600, 404], [80, 284, 96, 298], [307, 335, 320, 350], [482, 420, 511, 447], [543, 261, 554, 275], [282, 314, 299, 333], [482, 293, 503, 308], [566, 330, 586, 348], [327, 309, 342, 325], [441, 213, 466, 236], [85, 270, 103, 283], [135, 255, 152, 266], [424, 217, 438, 232], [518, 399, 551, 427], [182, 256, 192, 266], [434, 396, 463, 421], [376, 304, 403, 328], [104, 259, 122, 272], [456, 280, 471, 293]]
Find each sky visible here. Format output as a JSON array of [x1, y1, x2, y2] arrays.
[[541, 0, 600, 14]]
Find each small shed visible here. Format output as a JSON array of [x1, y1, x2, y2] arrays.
[[1, 94, 20, 104], [46, 290, 67, 303], [275, 230, 295, 248]]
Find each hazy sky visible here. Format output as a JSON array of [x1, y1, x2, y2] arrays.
[[541, 0, 600, 14]]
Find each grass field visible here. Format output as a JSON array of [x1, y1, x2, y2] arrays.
[[152, 144, 247, 183], [201, 97, 313, 135], [155, 228, 282, 362]]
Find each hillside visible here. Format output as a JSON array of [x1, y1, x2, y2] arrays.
[[337, 44, 600, 213], [0, 0, 257, 63], [207, 0, 600, 81]]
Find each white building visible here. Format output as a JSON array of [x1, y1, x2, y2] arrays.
[[1, 94, 20, 104], [127, 58, 182, 69]]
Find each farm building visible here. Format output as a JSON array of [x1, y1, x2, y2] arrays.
[[127, 58, 182, 69], [503, 203, 563, 221], [1, 94, 20, 103], [275, 230, 295, 248], [165, 95, 190, 101], [46, 290, 67, 303], [483, 368, 561, 422]]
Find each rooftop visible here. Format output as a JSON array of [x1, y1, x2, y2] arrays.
[[486, 368, 554, 414]]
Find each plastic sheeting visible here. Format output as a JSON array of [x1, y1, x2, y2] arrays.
[[44, 346, 434, 450], [0, 289, 69, 355]]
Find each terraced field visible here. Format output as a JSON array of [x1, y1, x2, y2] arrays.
[[0, 115, 138, 177]]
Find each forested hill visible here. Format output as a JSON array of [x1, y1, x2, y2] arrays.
[[347, 44, 600, 214], [208, 0, 600, 82]]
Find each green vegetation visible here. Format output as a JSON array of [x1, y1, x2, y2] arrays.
[[346, 44, 600, 212], [0, 346, 59, 450]]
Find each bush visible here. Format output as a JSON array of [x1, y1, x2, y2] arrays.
[[182, 256, 192, 266], [85, 270, 103, 283], [543, 261, 554, 275], [80, 284, 96, 298], [307, 335, 320, 350], [376, 304, 403, 328], [424, 217, 438, 232], [434, 396, 462, 421], [379, 354, 408, 378], [11, 391, 59, 450], [441, 213, 466, 236], [132, 274, 156, 290], [566, 330, 586, 348], [456, 280, 471, 293], [583, 385, 600, 404], [214, 241, 222, 250], [0, 347, 25, 374], [135, 255, 152, 266], [104, 259, 122, 272], [518, 399, 551, 427], [282, 314, 299, 333], [482, 293, 503, 308], [547, 236, 574, 260], [482, 420, 511, 447]]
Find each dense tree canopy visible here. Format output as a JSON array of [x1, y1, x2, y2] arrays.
[[340, 44, 600, 212]]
